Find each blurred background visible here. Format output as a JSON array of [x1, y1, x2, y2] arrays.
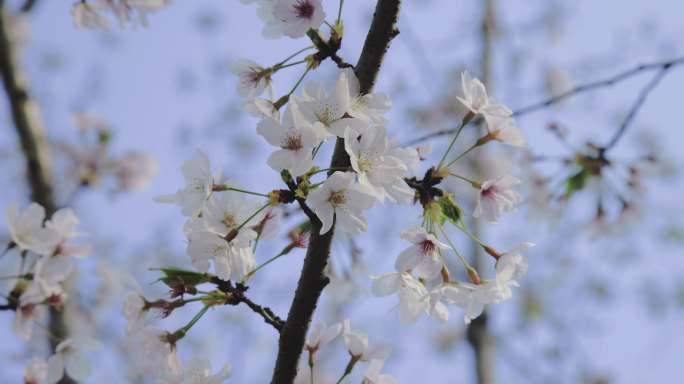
[[1, 0, 683, 382]]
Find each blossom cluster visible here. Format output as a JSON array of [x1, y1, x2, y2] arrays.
[[72, 0, 172, 29], [2, 202, 100, 383]]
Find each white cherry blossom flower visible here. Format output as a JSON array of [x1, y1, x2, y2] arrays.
[[271, 0, 326, 38], [298, 75, 367, 138], [202, 194, 262, 238], [426, 285, 451, 322], [155, 150, 215, 216], [345, 126, 414, 203], [257, 104, 320, 177], [24, 358, 48, 384], [305, 321, 342, 353], [394, 228, 449, 280], [46, 338, 101, 383], [13, 301, 47, 340], [244, 98, 279, 119], [159, 357, 231, 384], [7, 202, 59, 256], [371, 272, 429, 324], [46, 208, 90, 258], [342, 320, 391, 361], [123, 292, 148, 333], [72, 2, 108, 29], [342, 68, 392, 124], [111, 152, 158, 190], [440, 283, 504, 324], [457, 71, 512, 128], [130, 327, 181, 377], [306, 172, 376, 235], [20, 256, 72, 306], [229, 58, 271, 99], [362, 360, 397, 384], [485, 115, 525, 147], [186, 231, 256, 281], [495, 242, 534, 284], [473, 175, 522, 223]]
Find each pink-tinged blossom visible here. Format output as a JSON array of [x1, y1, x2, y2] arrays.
[[306, 172, 376, 235], [158, 357, 231, 384], [271, 0, 326, 38], [474, 175, 522, 223], [229, 58, 271, 99], [24, 358, 48, 384], [395, 228, 449, 280], [111, 152, 158, 191], [257, 104, 321, 177], [305, 321, 342, 353]]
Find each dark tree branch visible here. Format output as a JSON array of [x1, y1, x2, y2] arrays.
[[404, 56, 684, 147], [0, 5, 73, 384], [20, 0, 39, 13], [210, 277, 285, 332], [270, 1, 401, 383]]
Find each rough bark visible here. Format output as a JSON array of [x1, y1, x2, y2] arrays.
[[270, 1, 401, 383], [0, 4, 73, 384]]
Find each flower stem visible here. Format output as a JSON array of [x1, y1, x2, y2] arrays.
[[180, 304, 210, 334], [275, 59, 307, 71], [445, 140, 480, 168], [241, 248, 289, 283], [437, 111, 474, 169], [287, 66, 312, 98], [438, 224, 473, 271], [235, 203, 271, 233], [449, 172, 481, 188], [336, 0, 345, 24], [274, 46, 314, 68]]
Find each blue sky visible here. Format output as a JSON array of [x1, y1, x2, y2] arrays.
[[1, 0, 683, 382]]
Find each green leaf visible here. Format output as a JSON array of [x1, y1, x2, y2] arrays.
[[565, 168, 590, 197], [150, 267, 210, 287], [438, 195, 462, 225]]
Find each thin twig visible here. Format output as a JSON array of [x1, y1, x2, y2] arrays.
[[403, 56, 684, 147], [210, 277, 285, 332]]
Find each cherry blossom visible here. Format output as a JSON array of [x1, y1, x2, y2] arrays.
[[306, 172, 376, 235], [13, 301, 47, 340], [155, 150, 216, 216], [345, 126, 414, 203], [362, 360, 397, 384], [24, 358, 48, 384], [342, 320, 391, 362], [495, 242, 534, 284], [111, 152, 158, 191], [297, 74, 367, 138], [485, 115, 526, 147], [271, 0, 326, 38], [342, 68, 392, 124], [123, 292, 149, 333], [186, 230, 256, 281], [371, 272, 429, 324], [305, 321, 342, 353], [394, 228, 449, 280], [257, 104, 321, 177], [6, 202, 59, 255], [129, 326, 182, 377], [72, 2, 109, 29], [159, 357, 231, 384], [456, 71, 513, 131], [473, 175, 523, 223], [46, 338, 101, 383], [229, 58, 272, 99]]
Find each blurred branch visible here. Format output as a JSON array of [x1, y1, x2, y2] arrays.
[[0, 5, 73, 384], [20, 0, 39, 13], [270, 1, 401, 383], [466, 1, 496, 383], [404, 55, 684, 147]]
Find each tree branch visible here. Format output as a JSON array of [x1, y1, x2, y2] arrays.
[[403, 56, 684, 147], [269, 1, 401, 383], [210, 277, 285, 332], [0, 5, 73, 384]]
